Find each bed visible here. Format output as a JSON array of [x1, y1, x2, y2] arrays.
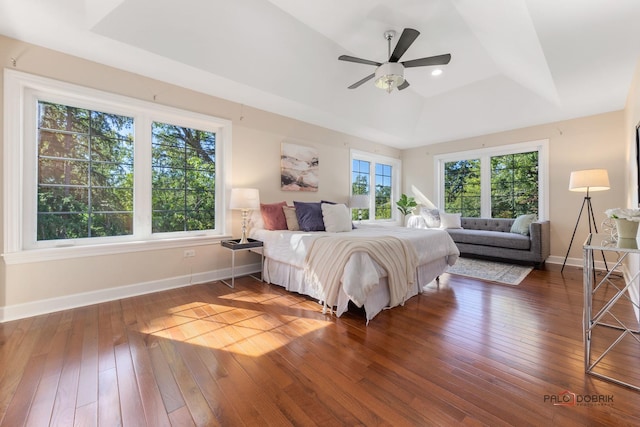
[[249, 223, 459, 322]]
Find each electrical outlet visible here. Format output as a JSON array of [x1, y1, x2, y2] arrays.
[[183, 249, 196, 258]]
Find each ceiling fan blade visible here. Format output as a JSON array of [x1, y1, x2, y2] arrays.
[[402, 53, 452, 68], [389, 28, 420, 62], [339, 55, 382, 67], [398, 80, 410, 90], [348, 73, 375, 89]]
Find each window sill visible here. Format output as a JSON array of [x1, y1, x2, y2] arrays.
[[2, 235, 232, 265]]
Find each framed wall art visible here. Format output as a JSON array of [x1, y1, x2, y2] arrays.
[[281, 142, 319, 191]]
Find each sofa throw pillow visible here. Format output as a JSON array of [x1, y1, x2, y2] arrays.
[[282, 206, 300, 231], [420, 207, 441, 228], [321, 203, 352, 233], [294, 201, 325, 231], [260, 201, 288, 230], [439, 212, 462, 229], [510, 214, 537, 236]]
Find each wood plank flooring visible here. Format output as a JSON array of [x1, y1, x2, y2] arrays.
[[1, 264, 640, 426]]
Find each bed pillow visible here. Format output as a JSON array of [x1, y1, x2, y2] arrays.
[[321, 203, 352, 233], [510, 214, 537, 236], [439, 212, 462, 229], [282, 206, 300, 231], [248, 208, 265, 230], [260, 201, 288, 230], [293, 201, 325, 231], [419, 207, 441, 228]]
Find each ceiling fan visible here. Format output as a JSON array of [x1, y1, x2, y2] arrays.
[[338, 28, 451, 92]]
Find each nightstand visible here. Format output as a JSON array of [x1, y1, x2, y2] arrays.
[[220, 238, 264, 288]]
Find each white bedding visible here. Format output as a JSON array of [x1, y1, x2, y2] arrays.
[[250, 224, 459, 321]]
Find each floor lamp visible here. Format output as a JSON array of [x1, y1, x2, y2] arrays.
[[561, 169, 610, 272]]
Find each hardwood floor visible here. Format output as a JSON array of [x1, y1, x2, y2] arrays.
[[1, 264, 640, 426]]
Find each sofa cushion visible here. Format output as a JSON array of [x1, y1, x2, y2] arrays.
[[510, 214, 537, 236], [461, 218, 514, 233], [446, 228, 531, 250]]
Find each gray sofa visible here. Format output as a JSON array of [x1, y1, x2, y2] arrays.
[[409, 215, 550, 268]]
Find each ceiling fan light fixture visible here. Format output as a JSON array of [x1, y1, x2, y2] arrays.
[[374, 62, 405, 93]]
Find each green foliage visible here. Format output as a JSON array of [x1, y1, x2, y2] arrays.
[[444, 159, 481, 217], [443, 152, 538, 218], [36, 101, 217, 241], [396, 193, 417, 216], [37, 101, 134, 240], [151, 122, 216, 233], [490, 152, 538, 218]]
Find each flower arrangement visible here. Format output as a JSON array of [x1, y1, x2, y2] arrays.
[[605, 208, 640, 222]]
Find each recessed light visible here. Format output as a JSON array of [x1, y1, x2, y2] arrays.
[[431, 69, 443, 77]]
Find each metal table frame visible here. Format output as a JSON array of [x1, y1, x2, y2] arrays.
[[583, 233, 640, 391], [220, 239, 264, 288]]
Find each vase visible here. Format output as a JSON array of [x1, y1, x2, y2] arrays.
[[615, 219, 639, 239]]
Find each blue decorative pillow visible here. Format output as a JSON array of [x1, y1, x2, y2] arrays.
[[294, 201, 325, 231]]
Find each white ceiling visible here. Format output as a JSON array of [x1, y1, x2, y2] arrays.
[[1, 0, 640, 149]]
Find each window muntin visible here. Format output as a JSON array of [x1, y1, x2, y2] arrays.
[[351, 159, 370, 220], [375, 163, 392, 219], [443, 159, 480, 217], [37, 101, 134, 240], [436, 141, 547, 220], [490, 152, 539, 218], [4, 69, 231, 260], [350, 150, 401, 223], [151, 122, 216, 233]]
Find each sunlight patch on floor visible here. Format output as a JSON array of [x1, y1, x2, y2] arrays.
[[137, 297, 332, 357]]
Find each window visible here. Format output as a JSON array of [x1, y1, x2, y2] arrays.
[[4, 70, 231, 261], [350, 150, 401, 222], [436, 140, 548, 219], [151, 122, 216, 233], [443, 159, 480, 217], [37, 101, 135, 240]]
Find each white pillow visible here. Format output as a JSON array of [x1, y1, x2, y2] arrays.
[[439, 212, 462, 229], [248, 208, 265, 230], [321, 203, 352, 232], [419, 207, 441, 228]]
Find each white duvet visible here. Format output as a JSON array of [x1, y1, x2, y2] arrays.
[[250, 224, 459, 307]]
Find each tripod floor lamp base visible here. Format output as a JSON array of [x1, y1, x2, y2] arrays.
[[561, 169, 610, 273]]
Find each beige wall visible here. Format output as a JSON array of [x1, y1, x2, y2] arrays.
[[1, 32, 636, 319], [0, 35, 398, 318], [402, 111, 628, 265]]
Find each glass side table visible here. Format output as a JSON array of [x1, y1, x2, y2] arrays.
[[583, 233, 640, 391], [220, 238, 264, 288]]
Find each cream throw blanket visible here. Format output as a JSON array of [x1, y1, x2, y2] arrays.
[[304, 235, 419, 311]]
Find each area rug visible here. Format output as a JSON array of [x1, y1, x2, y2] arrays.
[[445, 257, 533, 286]]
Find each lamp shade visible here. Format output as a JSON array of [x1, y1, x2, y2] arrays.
[[569, 169, 610, 192], [229, 188, 260, 210], [349, 195, 369, 209]]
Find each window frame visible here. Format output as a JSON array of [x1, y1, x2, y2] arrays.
[[434, 140, 549, 220], [4, 69, 232, 264], [350, 149, 401, 224]]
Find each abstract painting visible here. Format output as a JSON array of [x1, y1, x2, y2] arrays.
[[281, 142, 319, 191]]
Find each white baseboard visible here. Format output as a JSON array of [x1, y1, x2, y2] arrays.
[[545, 255, 609, 271], [0, 263, 261, 323]]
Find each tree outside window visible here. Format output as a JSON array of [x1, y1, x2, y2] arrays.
[[151, 123, 216, 233], [441, 148, 541, 219], [350, 151, 400, 222], [37, 101, 134, 240]]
